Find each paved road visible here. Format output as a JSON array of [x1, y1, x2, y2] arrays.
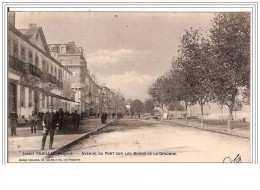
[[53, 118, 250, 162]]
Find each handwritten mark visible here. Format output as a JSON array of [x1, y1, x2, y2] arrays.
[[223, 154, 242, 163]]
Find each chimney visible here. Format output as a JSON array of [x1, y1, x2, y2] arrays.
[[68, 41, 75, 45], [8, 12, 15, 26], [29, 23, 36, 28]]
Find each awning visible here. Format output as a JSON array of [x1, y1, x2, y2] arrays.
[[28, 85, 78, 103], [9, 79, 80, 103]]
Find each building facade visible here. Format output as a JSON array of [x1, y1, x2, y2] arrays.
[[8, 13, 78, 119], [8, 12, 126, 120], [48, 42, 88, 114]]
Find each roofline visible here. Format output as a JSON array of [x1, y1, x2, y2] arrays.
[[102, 86, 110, 91], [48, 43, 83, 56], [64, 64, 83, 67], [49, 53, 82, 56], [9, 24, 72, 75]]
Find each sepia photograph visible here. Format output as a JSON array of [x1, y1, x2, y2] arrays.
[[6, 9, 252, 163]]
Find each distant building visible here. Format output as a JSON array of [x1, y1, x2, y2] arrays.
[[125, 99, 133, 114], [48, 42, 88, 114], [8, 12, 127, 119], [101, 85, 111, 113]]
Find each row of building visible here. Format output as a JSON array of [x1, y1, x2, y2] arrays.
[[8, 12, 126, 119]]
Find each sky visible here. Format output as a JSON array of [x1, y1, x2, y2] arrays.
[[15, 12, 215, 101]]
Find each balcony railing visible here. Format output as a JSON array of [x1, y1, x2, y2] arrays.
[[28, 63, 42, 79], [9, 55, 63, 89], [43, 73, 63, 89], [8, 56, 24, 73]]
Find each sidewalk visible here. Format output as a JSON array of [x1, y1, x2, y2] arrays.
[[160, 118, 250, 139], [8, 118, 114, 162]]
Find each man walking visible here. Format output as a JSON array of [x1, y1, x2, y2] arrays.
[[9, 110, 18, 136], [41, 106, 57, 150], [29, 111, 38, 133]]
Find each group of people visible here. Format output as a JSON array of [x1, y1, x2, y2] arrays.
[[9, 107, 81, 150], [41, 107, 80, 150], [9, 108, 124, 150]]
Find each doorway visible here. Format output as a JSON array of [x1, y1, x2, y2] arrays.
[[8, 82, 17, 114]]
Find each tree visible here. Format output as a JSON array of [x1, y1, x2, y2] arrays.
[[144, 100, 155, 114], [130, 99, 144, 115], [167, 101, 184, 118], [148, 74, 169, 111], [210, 13, 250, 130], [166, 64, 197, 124], [176, 28, 213, 127]]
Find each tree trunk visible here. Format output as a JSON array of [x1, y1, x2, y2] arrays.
[[220, 106, 223, 121], [235, 111, 236, 121], [185, 103, 188, 124], [227, 91, 237, 131], [227, 108, 233, 131], [200, 104, 204, 127]]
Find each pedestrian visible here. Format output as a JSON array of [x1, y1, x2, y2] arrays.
[[41, 106, 57, 150], [64, 111, 69, 130], [73, 110, 80, 131], [104, 112, 108, 124], [112, 113, 115, 118], [101, 112, 106, 124], [9, 110, 18, 136], [29, 111, 39, 133], [56, 108, 64, 131]]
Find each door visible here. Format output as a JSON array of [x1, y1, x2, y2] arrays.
[[8, 82, 17, 114]]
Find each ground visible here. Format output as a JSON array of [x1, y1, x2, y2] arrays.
[[8, 118, 110, 162], [52, 118, 250, 162]]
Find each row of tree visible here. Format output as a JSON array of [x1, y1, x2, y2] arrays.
[[148, 13, 250, 130], [130, 99, 155, 116]]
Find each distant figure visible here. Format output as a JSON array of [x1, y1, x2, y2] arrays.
[[29, 111, 39, 133], [73, 110, 80, 131], [117, 112, 123, 119], [9, 110, 18, 136], [64, 111, 70, 129], [42, 107, 57, 150], [138, 113, 141, 118], [101, 112, 108, 124], [112, 113, 115, 118]]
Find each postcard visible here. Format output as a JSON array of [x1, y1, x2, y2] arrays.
[[5, 7, 253, 163]]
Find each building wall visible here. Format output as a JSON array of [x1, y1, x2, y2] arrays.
[[49, 44, 88, 114], [8, 24, 75, 118]]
